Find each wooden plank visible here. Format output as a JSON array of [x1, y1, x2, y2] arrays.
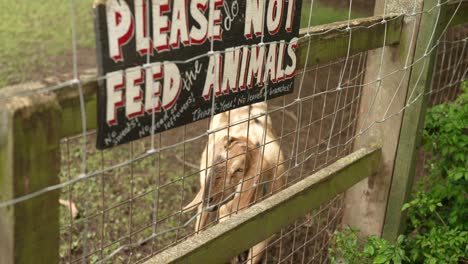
[[382, 0, 448, 241], [0, 84, 61, 263], [297, 15, 403, 68], [341, 0, 426, 238], [145, 147, 381, 264]]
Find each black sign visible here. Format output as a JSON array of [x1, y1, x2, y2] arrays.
[[94, 0, 302, 149]]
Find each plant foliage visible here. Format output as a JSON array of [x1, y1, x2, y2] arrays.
[[330, 83, 468, 263]]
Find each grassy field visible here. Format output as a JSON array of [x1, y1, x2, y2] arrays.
[[0, 0, 365, 88], [0, 0, 95, 87]]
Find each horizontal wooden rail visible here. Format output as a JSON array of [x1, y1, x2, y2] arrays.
[[297, 15, 403, 68], [144, 147, 381, 264]]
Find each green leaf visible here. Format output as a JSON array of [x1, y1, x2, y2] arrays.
[[393, 254, 402, 264], [396, 235, 405, 245], [364, 244, 375, 256], [373, 255, 389, 264], [402, 203, 411, 211], [453, 171, 463, 180]]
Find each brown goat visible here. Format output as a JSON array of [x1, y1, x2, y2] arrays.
[[185, 103, 285, 263]]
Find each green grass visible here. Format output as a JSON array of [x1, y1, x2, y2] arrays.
[[300, 2, 366, 27], [0, 0, 365, 88], [0, 0, 95, 87]]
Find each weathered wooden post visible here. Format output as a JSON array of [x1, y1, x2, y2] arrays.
[[0, 83, 62, 263], [381, 1, 467, 241], [342, 0, 444, 240]]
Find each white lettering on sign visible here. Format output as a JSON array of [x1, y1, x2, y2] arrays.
[[208, 0, 223, 40], [203, 52, 223, 100], [267, 0, 283, 35], [106, 63, 182, 124], [263, 42, 277, 84], [244, 0, 264, 39], [103, 0, 300, 125], [247, 45, 266, 88], [135, 0, 151, 55], [285, 37, 298, 78], [125, 67, 145, 119], [96, 0, 302, 148], [285, 0, 296, 32], [106, 0, 134, 62], [170, 0, 190, 48], [144, 64, 163, 113], [106, 70, 125, 125], [162, 63, 182, 110], [105, 0, 227, 56], [103, 39, 297, 116], [105, 0, 297, 59], [152, 0, 171, 52], [221, 47, 242, 93], [190, 0, 209, 45]]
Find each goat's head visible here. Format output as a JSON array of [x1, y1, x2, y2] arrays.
[[204, 136, 258, 211]]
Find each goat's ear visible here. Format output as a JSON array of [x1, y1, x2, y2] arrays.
[[183, 188, 204, 212], [223, 136, 239, 149]]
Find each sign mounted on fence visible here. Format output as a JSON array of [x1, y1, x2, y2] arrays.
[[94, 0, 303, 149]]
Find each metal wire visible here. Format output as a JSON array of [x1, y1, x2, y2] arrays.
[[0, 1, 466, 263]]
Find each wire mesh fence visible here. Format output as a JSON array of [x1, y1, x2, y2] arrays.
[[429, 24, 468, 106], [415, 22, 467, 202], [56, 50, 367, 263], [0, 0, 467, 263]]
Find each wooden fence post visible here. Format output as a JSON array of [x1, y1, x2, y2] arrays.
[[342, 0, 430, 238], [0, 83, 62, 263], [381, 0, 452, 241]]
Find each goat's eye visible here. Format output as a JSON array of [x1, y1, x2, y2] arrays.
[[236, 168, 244, 173]]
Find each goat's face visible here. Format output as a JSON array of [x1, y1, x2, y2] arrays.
[[204, 136, 252, 211]]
